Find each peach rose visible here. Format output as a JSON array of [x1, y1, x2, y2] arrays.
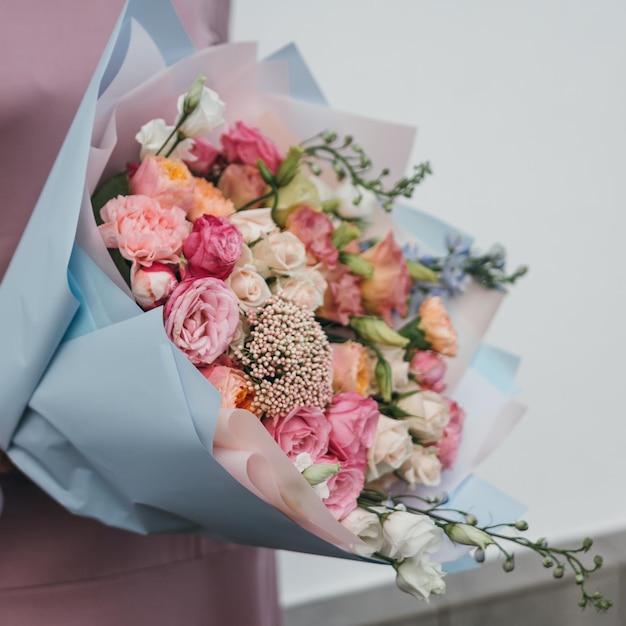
[[418, 297, 458, 357], [130, 155, 195, 213], [330, 341, 370, 395], [200, 364, 254, 411], [359, 232, 411, 324], [99, 194, 190, 266], [187, 178, 235, 222], [218, 163, 268, 209]]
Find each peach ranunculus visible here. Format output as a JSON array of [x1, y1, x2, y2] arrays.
[[187, 178, 235, 222], [286, 205, 339, 269], [330, 341, 370, 395], [221, 121, 284, 174], [218, 163, 268, 210], [317, 265, 364, 325], [200, 364, 255, 411], [163, 277, 240, 367], [129, 155, 196, 213], [418, 296, 458, 357], [99, 194, 190, 266], [359, 232, 411, 324]]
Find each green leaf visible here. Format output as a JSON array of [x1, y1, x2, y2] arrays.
[[91, 172, 130, 223]]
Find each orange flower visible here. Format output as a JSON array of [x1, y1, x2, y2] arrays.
[[418, 296, 458, 357], [188, 178, 235, 222], [330, 341, 370, 395]]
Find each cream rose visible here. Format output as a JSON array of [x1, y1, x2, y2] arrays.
[[397, 385, 450, 443], [366, 415, 414, 482], [399, 444, 442, 487], [229, 208, 278, 243], [273, 267, 327, 311], [251, 231, 307, 278]]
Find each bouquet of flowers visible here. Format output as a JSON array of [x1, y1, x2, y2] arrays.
[[0, 0, 610, 611]]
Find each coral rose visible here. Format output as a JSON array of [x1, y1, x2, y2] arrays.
[[183, 215, 243, 280], [99, 194, 190, 266], [359, 232, 411, 324], [418, 297, 458, 357], [130, 155, 195, 213], [163, 277, 239, 367]]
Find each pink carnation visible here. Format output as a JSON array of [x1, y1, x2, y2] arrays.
[[222, 121, 283, 174], [317, 265, 364, 325], [163, 277, 239, 367], [409, 350, 447, 393], [183, 215, 243, 280], [326, 392, 380, 462], [436, 398, 466, 470], [263, 406, 331, 462], [99, 194, 190, 266], [322, 456, 367, 521], [286, 205, 339, 269]]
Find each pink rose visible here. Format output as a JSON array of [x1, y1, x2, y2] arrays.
[[200, 364, 254, 411], [359, 232, 411, 324], [326, 392, 380, 462], [185, 137, 221, 176], [436, 398, 466, 470], [330, 341, 370, 395], [218, 163, 268, 210], [163, 277, 240, 367], [286, 205, 339, 268], [183, 215, 243, 280], [418, 297, 458, 357], [409, 350, 447, 393], [130, 262, 178, 310], [99, 194, 190, 266], [322, 456, 366, 521], [263, 406, 331, 462], [222, 121, 283, 174], [129, 155, 195, 212], [317, 265, 364, 325], [187, 178, 235, 223]]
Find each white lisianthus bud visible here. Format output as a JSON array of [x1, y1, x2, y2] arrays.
[[444, 523, 494, 550]]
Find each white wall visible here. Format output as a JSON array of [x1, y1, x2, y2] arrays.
[[232, 0, 626, 607]]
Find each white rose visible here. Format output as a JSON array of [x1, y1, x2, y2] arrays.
[[341, 507, 384, 557], [176, 86, 225, 137], [251, 232, 307, 278], [399, 444, 442, 487], [397, 386, 450, 443], [381, 510, 442, 561], [228, 316, 248, 353], [227, 264, 272, 312], [135, 118, 195, 161], [273, 268, 327, 311], [366, 415, 413, 482], [229, 208, 278, 243], [395, 554, 446, 602]]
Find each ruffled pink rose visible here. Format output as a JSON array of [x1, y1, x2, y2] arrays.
[[99, 194, 190, 266], [436, 398, 466, 469], [185, 137, 221, 176], [286, 205, 339, 269], [163, 277, 240, 367], [200, 364, 254, 411], [183, 215, 243, 280], [326, 392, 380, 462], [317, 265, 364, 325], [359, 232, 411, 324], [322, 456, 366, 521], [129, 155, 196, 213], [222, 121, 283, 174], [218, 163, 268, 210], [330, 341, 370, 395], [263, 406, 331, 462], [418, 297, 458, 357], [130, 262, 178, 310], [409, 350, 447, 393]]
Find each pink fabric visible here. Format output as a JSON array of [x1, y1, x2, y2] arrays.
[[0, 2, 281, 624]]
